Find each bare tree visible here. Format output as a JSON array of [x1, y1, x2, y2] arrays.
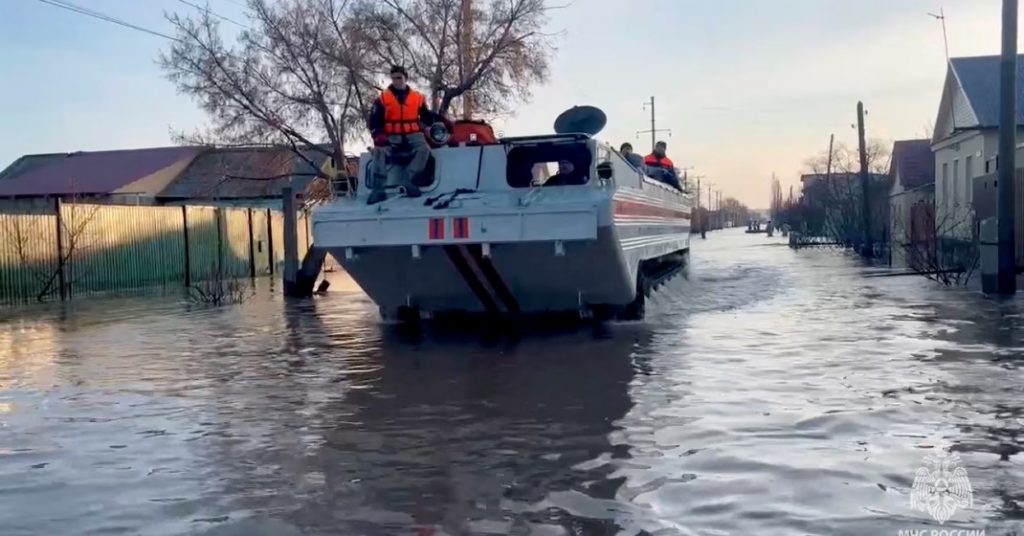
[[189, 262, 254, 305], [352, 0, 555, 116], [160, 0, 375, 193], [1, 213, 50, 303], [891, 201, 978, 286], [798, 140, 892, 251], [24, 197, 102, 302], [803, 140, 891, 177]]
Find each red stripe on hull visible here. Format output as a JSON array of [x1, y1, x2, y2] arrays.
[[614, 199, 690, 220]]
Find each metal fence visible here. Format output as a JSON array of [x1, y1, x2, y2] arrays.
[[0, 202, 318, 306], [972, 169, 1024, 266]]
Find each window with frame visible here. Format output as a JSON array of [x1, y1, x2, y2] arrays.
[[941, 162, 949, 207], [953, 159, 960, 206]]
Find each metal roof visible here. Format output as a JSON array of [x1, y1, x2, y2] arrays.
[[0, 147, 202, 197], [949, 55, 1024, 128], [158, 147, 327, 199], [889, 139, 934, 190]]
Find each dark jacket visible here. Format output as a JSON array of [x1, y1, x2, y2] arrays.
[[367, 85, 438, 135]]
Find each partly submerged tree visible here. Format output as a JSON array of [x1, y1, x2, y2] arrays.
[[159, 0, 377, 190], [160, 0, 557, 191], [351, 0, 555, 117]]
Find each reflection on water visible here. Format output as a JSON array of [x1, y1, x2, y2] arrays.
[[1, 230, 1023, 535]]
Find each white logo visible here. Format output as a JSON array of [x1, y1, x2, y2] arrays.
[[910, 449, 973, 525]]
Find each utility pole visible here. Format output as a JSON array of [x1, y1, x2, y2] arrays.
[[646, 96, 655, 151], [638, 97, 671, 153], [460, 0, 474, 119], [826, 134, 835, 181], [696, 177, 702, 232], [997, 0, 1018, 294], [856, 102, 872, 257], [717, 191, 723, 229], [708, 187, 714, 230]]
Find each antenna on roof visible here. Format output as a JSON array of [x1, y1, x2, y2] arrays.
[[928, 8, 951, 63]]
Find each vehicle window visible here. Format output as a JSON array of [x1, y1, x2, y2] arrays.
[[506, 143, 592, 188]]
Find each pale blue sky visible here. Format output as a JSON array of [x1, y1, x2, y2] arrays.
[[0, 0, 1013, 206]]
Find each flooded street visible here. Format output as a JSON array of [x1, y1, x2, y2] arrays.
[[2, 229, 1023, 535]]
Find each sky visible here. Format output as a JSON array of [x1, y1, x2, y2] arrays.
[[0, 0, 1015, 207]]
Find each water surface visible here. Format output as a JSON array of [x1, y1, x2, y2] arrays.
[[1, 230, 1023, 535]]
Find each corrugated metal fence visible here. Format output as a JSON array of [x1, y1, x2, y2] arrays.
[[0, 203, 319, 306]]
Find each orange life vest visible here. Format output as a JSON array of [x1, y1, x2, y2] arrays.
[[381, 88, 426, 135], [644, 154, 675, 169]]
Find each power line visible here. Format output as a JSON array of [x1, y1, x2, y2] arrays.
[[33, 0, 181, 42], [175, 0, 247, 28]]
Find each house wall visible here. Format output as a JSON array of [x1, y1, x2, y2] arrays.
[[934, 130, 984, 238], [935, 128, 1024, 239], [889, 179, 935, 268]]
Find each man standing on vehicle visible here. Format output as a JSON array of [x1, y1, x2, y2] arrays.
[[367, 65, 437, 205]]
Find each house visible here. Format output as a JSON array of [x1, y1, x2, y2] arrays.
[[156, 146, 330, 207], [887, 139, 935, 267], [932, 54, 1024, 237], [0, 147, 202, 212], [0, 145, 332, 212]]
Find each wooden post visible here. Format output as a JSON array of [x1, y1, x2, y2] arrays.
[[304, 210, 311, 252], [266, 208, 275, 276], [247, 207, 256, 279], [54, 197, 66, 301], [282, 187, 299, 295], [857, 102, 872, 257], [182, 206, 191, 287], [215, 207, 224, 276]]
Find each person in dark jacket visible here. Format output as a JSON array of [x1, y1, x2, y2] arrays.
[[620, 142, 645, 169], [366, 65, 439, 204]]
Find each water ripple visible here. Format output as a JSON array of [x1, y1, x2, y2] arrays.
[[2, 231, 1024, 534]]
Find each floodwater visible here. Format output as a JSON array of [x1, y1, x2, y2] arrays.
[[1, 229, 1023, 536]]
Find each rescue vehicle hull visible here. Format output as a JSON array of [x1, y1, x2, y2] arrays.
[[311, 135, 691, 321]]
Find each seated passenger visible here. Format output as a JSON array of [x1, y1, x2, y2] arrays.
[[620, 142, 645, 170], [545, 160, 582, 186], [644, 141, 681, 190], [366, 65, 441, 204]]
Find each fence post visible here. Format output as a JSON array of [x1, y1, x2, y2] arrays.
[[247, 207, 256, 279], [282, 187, 299, 295], [182, 206, 191, 287], [216, 208, 224, 276], [266, 208, 274, 276], [54, 197, 66, 301]]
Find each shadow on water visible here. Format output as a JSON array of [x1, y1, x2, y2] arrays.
[[188, 300, 655, 535]]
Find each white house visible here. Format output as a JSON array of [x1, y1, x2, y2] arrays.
[[932, 54, 1024, 237]]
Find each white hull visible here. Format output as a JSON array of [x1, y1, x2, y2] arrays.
[[313, 135, 691, 320]]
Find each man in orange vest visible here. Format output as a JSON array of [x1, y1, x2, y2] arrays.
[[367, 65, 437, 204], [644, 140, 681, 189]]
